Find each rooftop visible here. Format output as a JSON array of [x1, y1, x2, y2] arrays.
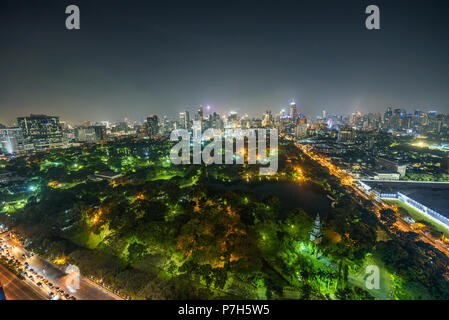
[[362, 180, 449, 218]]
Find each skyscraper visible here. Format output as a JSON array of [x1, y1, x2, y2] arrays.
[[196, 105, 203, 121], [384, 107, 393, 126], [179, 112, 187, 129], [146, 115, 159, 138], [179, 111, 190, 130], [289, 101, 297, 120]]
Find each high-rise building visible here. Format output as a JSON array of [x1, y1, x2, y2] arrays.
[[208, 112, 222, 130], [17, 114, 64, 152], [0, 128, 24, 155], [146, 115, 159, 138], [179, 112, 186, 129], [179, 111, 190, 130], [195, 105, 203, 121], [184, 110, 190, 129], [289, 101, 297, 120], [384, 107, 393, 126]]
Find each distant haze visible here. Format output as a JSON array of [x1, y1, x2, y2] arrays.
[[1, 0, 448, 125]]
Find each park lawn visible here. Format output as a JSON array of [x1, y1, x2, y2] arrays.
[[150, 173, 179, 181], [70, 227, 109, 249], [385, 199, 449, 237], [181, 175, 199, 188]]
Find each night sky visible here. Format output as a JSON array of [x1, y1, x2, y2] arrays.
[[1, 0, 449, 125]]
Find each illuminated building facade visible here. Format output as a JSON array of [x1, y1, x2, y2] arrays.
[[17, 114, 65, 152]]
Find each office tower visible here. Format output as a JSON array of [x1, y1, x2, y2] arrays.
[[179, 111, 190, 130], [179, 112, 187, 129], [146, 115, 159, 138], [195, 105, 203, 121], [17, 114, 64, 152], [184, 110, 190, 130], [211, 112, 223, 130], [289, 101, 297, 120], [384, 107, 393, 125]]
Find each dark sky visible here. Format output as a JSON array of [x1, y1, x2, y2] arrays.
[[1, 0, 449, 125]]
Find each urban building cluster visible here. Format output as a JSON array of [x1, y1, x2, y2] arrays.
[[1, 104, 449, 181]]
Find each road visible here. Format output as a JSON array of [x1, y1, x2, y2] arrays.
[[1, 232, 122, 300], [361, 179, 449, 185], [296, 142, 449, 257], [26, 254, 120, 300], [0, 263, 46, 300]]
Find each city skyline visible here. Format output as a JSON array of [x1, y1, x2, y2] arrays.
[[1, 0, 449, 124], [1, 105, 448, 129], [3, 0, 449, 306]]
